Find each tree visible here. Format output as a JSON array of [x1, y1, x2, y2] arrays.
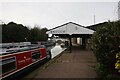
[[40, 28, 48, 41], [29, 27, 48, 42], [2, 22, 48, 43], [2, 22, 30, 42], [29, 27, 41, 42]]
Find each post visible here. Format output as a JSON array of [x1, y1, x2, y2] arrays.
[[82, 35, 86, 49], [69, 37, 72, 53]]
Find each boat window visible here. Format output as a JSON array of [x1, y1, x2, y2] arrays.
[[0, 57, 16, 75], [32, 50, 41, 61]]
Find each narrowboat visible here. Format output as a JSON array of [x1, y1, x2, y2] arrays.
[[0, 43, 51, 79]]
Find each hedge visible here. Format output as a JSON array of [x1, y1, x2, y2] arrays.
[[92, 21, 120, 79]]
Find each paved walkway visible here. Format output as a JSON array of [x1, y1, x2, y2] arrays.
[[32, 46, 97, 78]]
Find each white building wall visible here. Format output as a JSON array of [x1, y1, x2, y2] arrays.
[[46, 22, 94, 35]]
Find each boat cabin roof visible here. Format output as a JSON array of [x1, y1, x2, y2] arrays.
[[0, 44, 45, 55]]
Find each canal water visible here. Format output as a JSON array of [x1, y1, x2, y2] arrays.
[[50, 44, 66, 58]]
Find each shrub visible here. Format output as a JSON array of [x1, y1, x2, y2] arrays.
[[92, 21, 120, 79]]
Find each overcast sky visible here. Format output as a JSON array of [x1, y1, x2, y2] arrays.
[[0, 0, 119, 29]]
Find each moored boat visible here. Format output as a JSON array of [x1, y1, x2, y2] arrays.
[[0, 42, 51, 79]]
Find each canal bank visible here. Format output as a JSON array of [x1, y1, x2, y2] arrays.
[[24, 45, 97, 79]]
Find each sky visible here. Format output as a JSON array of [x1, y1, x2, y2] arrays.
[[0, 0, 120, 29]]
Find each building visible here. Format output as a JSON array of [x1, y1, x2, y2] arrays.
[[46, 22, 94, 52]]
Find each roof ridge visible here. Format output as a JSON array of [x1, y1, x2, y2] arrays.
[[47, 22, 84, 31]]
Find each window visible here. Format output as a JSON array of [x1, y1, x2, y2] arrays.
[[0, 57, 16, 75], [32, 50, 41, 61]]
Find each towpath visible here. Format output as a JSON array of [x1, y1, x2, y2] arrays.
[[26, 46, 97, 78]]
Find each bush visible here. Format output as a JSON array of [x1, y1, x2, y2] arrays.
[[92, 21, 120, 79]]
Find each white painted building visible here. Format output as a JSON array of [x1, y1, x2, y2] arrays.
[[46, 22, 94, 52], [46, 22, 94, 35]]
